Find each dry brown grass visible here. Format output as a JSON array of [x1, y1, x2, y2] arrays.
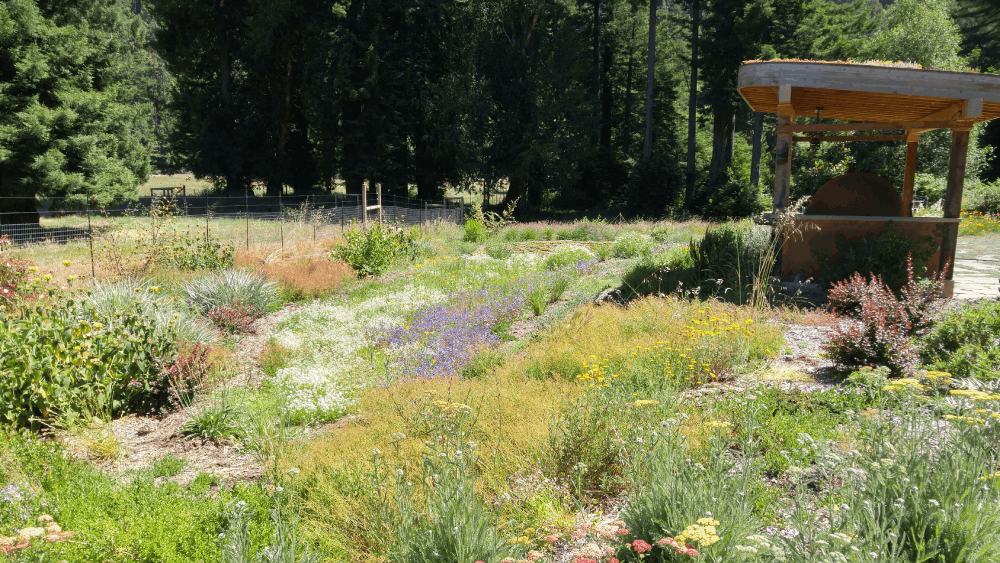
[[235, 241, 354, 300]]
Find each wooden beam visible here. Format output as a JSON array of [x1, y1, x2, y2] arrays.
[[940, 128, 971, 290], [902, 136, 919, 217], [792, 135, 906, 143], [776, 84, 793, 116], [911, 100, 977, 134], [778, 121, 959, 134], [773, 113, 793, 212]]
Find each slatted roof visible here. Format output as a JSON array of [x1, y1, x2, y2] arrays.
[[738, 61, 1000, 124]]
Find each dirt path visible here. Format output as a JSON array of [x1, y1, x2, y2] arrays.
[[87, 306, 300, 484]]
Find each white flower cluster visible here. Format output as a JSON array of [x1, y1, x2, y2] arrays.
[[276, 363, 353, 424], [269, 283, 447, 421]]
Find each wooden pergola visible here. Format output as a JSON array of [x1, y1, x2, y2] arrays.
[[738, 60, 1000, 296]]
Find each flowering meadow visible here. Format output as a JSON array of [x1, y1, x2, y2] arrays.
[[2, 218, 1000, 563]]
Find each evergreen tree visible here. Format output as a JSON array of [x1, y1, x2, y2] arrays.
[[0, 0, 152, 223]]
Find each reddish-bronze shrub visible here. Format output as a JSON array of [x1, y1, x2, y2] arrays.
[[822, 255, 945, 374]]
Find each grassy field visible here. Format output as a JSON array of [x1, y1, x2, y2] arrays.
[[139, 174, 217, 197]]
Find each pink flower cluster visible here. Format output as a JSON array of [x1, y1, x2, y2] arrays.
[[657, 537, 700, 557]]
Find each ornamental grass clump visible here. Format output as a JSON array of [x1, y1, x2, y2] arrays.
[[526, 285, 548, 316], [83, 279, 218, 343], [182, 269, 278, 316], [374, 288, 524, 378]]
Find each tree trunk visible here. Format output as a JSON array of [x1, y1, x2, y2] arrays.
[[592, 0, 602, 146], [642, 0, 656, 162], [623, 18, 637, 154], [278, 52, 293, 180], [0, 167, 39, 225], [345, 173, 363, 195], [684, 0, 700, 205], [215, 0, 238, 193], [750, 111, 763, 188], [503, 176, 528, 208], [600, 41, 613, 150], [708, 107, 735, 185]]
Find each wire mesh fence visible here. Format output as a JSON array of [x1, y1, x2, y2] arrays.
[[0, 193, 466, 248]]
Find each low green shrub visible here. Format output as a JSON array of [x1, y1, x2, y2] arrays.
[[548, 276, 570, 302], [963, 179, 1000, 214], [621, 222, 772, 304], [619, 247, 695, 299], [463, 219, 487, 243], [182, 269, 278, 315], [526, 286, 547, 316], [181, 392, 240, 441], [921, 299, 1000, 379], [0, 301, 177, 428], [0, 428, 275, 562], [612, 231, 654, 259], [334, 223, 419, 278], [151, 453, 188, 478], [542, 245, 594, 271], [914, 172, 947, 205], [816, 222, 936, 291], [167, 231, 235, 270], [484, 240, 513, 260], [790, 407, 1000, 562]]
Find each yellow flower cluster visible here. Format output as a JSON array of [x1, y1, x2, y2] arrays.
[[682, 312, 755, 340], [675, 518, 721, 547], [950, 389, 1000, 401], [882, 378, 929, 392], [706, 420, 732, 429], [941, 414, 985, 425], [578, 354, 618, 388], [923, 371, 953, 384], [633, 399, 659, 407], [959, 211, 1000, 236]]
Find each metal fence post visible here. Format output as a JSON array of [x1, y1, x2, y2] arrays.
[[279, 189, 284, 249], [245, 189, 250, 250], [87, 196, 95, 278]]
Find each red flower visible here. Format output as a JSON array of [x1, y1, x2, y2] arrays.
[[631, 539, 652, 554], [616, 529, 629, 536]]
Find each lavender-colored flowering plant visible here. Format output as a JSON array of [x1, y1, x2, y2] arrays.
[[371, 288, 524, 378]]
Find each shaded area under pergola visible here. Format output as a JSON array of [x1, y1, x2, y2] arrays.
[[738, 60, 1000, 296]]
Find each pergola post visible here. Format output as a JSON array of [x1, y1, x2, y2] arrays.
[[772, 84, 794, 212], [901, 132, 920, 217], [939, 127, 970, 295]]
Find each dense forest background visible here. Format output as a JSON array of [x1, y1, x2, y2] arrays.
[[1, 0, 999, 221]]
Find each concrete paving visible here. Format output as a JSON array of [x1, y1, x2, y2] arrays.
[[952, 255, 1000, 300]]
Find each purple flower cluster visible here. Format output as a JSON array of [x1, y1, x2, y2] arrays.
[[2, 483, 36, 523], [372, 289, 524, 378]]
